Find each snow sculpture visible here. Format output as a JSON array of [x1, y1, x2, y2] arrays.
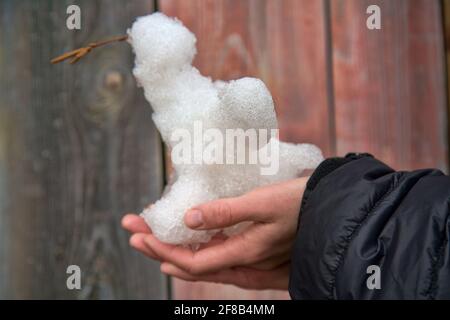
[[128, 13, 323, 245]]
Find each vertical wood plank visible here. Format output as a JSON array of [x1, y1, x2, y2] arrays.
[[331, 0, 448, 171], [159, 0, 332, 299], [0, 0, 167, 299], [160, 0, 333, 155], [443, 0, 450, 158]]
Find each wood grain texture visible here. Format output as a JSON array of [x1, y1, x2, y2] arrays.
[[159, 0, 333, 156], [443, 0, 450, 158], [159, 0, 332, 299], [3, 0, 444, 301], [0, 0, 167, 299], [331, 0, 448, 171]]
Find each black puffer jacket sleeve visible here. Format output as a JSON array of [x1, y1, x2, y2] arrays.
[[289, 153, 450, 299]]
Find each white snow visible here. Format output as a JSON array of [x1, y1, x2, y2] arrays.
[[128, 13, 323, 245]]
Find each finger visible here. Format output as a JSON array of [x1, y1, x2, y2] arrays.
[[161, 262, 290, 290], [184, 196, 270, 230], [143, 227, 269, 274], [143, 235, 196, 269], [160, 262, 221, 283], [246, 251, 291, 270], [197, 233, 227, 250], [184, 178, 308, 231], [235, 263, 290, 290], [129, 233, 160, 261], [122, 214, 152, 234]]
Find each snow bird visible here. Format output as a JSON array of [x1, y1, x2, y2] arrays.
[[51, 13, 323, 246]]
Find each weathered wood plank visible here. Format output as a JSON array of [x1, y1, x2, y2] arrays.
[[331, 0, 448, 171], [159, 0, 332, 299], [0, 0, 167, 299], [160, 0, 334, 155], [443, 0, 450, 157]]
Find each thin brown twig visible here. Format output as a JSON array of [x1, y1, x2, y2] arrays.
[[51, 35, 128, 64]]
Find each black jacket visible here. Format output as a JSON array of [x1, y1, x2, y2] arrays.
[[289, 153, 450, 299]]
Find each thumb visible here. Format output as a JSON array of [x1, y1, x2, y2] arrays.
[[184, 196, 266, 230]]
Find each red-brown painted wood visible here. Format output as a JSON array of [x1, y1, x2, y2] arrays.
[[331, 0, 448, 171], [159, 0, 333, 299], [160, 0, 333, 155], [158, 0, 448, 300]]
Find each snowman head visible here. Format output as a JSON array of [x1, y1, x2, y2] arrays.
[[128, 13, 197, 82]]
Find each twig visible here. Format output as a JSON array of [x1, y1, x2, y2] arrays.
[[51, 35, 128, 64]]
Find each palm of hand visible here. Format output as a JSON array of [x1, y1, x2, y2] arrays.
[[122, 177, 308, 290]]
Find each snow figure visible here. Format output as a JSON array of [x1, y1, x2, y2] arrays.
[[128, 13, 323, 245]]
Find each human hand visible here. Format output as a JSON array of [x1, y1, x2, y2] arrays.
[[122, 177, 308, 290]]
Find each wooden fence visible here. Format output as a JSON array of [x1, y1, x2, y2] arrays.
[[0, 0, 448, 299]]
